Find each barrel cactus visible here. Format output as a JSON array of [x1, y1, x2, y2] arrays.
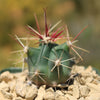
[[11, 10, 88, 87]]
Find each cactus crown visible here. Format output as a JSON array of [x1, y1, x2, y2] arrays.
[[12, 11, 88, 87]]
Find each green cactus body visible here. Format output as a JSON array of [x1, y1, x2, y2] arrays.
[[27, 41, 73, 86]]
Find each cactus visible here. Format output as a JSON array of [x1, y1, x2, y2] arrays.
[[10, 10, 88, 87]]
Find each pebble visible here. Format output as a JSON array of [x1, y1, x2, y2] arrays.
[[15, 81, 26, 97], [56, 90, 64, 96], [0, 91, 9, 100], [86, 83, 100, 92], [79, 85, 90, 97], [8, 80, 16, 92], [13, 97, 25, 100], [85, 76, 93, 83], [85, 93, 100, 100], [43, 88, 55, 100], [55, 95, 67, 100], [1, 90, 13, 99], [78, 97, 85, 100], [73, 84, 79, 98], [55, 90, 67, 100], [15, 80, 38, 100], [35, 85, 46, 100], [71, 65, 85, 74], [0, 71, 14, 83], [25, 84, 38, 100], [65, 94, 77, 100], [0, 81, 9, 92]]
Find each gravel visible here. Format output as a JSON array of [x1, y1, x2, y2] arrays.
[[0, 65, 100, 100]]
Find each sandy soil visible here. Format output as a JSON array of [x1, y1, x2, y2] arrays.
[[0, 65, 100, 100]]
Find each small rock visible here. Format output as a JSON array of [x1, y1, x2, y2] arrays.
[[44, 92, 55, 100], [46, 87, 54, 92], [56, 90, 64, 96], [55, 90, 66, 100], [13, 97, 25, 100], [61, 90, 68, 95], [86, 83, 100, 92], [78, 97, 85, 100], [44, 88, 55, 100], [0, 81, 9, 92], [85, 76, 93, 83], [1, 90, 13, 99], [85, 93, 100, 100], [0, 71, 14, 83], [35, 85, 46, 100], [92, 79, 99, 85], [68, 85, 73, 91], [73, 84, 79, 98], [71, 65, 85, 74], [0, 81, 12, 99], [8, 80, 16, 92], [14, 72, 27, 82], [0, 91, 9, 100], [79, 77, 86, 85], [15, 80, 38, 100], [81, 72, 90, 77], [79, 85, 90, 97], [65, 94, 77, 100], [92, 70, 97, 77], [67, 91, 73, 95], [15, 81, 26, 97], [85, 66, 93, 72], [25, 84, 38, 100], [55, 95, 67, 100], [66, 85, 73, 95]]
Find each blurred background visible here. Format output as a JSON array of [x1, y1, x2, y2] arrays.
[[0, 0, 100, 70]]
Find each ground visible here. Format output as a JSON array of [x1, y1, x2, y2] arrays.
[[0, 65, 100, 100]]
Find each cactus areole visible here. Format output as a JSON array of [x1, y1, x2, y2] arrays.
[[12, 10, 88, 87]]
